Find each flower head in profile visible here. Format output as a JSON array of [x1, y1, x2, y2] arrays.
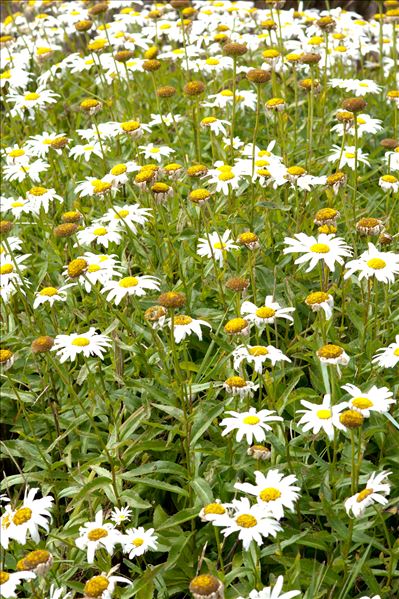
[[233, 345, 291, 374], [220, 407, 283, 445], [0, 570, 36, 598], [101, 275, 160, 305], [167, 314, 211, 343], [83, 571, 131, 599], [283, 233, 352, 272], [372, 335, 399, 368], [345, 471, 391, 518], [52, 328, 111, 362]]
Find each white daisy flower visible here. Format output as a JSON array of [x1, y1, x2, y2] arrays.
[[235, 469, 300, 521], [7, 87, 59, 117], [297, 394, 347, 441], [167, 314, 211, 343], [65, 253, 122, 293], [233, 345, 291, 374], [379, 174, 399, 193], [3, 159, 49, 183], [344, 243, 399, 283], [102, 204, 151, 233], [283, 233, 352, 273], [316, 344, 350, 366], [223, 376, 259, 399], [76, 224, 122, 249], [0, 237, 22, 255], [83, 573, 131, 599], [0, 253, 30, 287], [0, 571, 36, 598], [69, 142, 108, 161], [0, 488, 53, 548], [205, 162, 242, 195], [101, 275, 160, 305], [199, 500, 230, 523], [200, 116, 229, 136], [237, 575, 301, 599], [346, 79, 382, 95], [345, 471, 391, 518], [213, 497, 282, 550], [327, 145, 370, 170], [341, 384, 394, 417], [241, 296, 295, 327], [372, 335, 399, 368], [305, 291, 334, 320], [75, 510, 121, 564], [52, 327, 111, 363], [0, 196, 34, 218], [331, 114, 382, 138], [138, 143, 174, 162], [121, 526, 158, 558], [0, 67, 31, 92], [48, 584, 72, 599], [26, 186, 63, 213], [110, 507, 132, 526], [25, 131, 67, 158], [197, 230, 239, 266], [220, 407, 283, 445], [33, 283, 75, 308], [2, 144, 31, 165]]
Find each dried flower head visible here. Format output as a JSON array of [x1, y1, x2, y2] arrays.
[[187, 164, 208, 177], [314, 208, 340, 226], [62, 211, 82, 224], [143, 59, 161, 72], [226, 277, 250, 292], [356, 218, 384, 236], [158, 291, 186, 308], [157, 85, 176, 98], [184, 80, 206, 96], [75, 19, 93, 32], [223, 42, 248, 57], [341, 97, 367, 113], [246, 69, 271, 84], [0, 220, 13, 234], [189, 574, 224, 599], [339, 409, 364, 429], [54, 223, 78, 238], [31, 336, 55, 353]]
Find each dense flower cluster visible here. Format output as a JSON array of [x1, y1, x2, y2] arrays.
[[0, 1, 398, 598]]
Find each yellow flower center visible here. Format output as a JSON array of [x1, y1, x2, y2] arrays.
[[201, 117, 217, 125], [367, 258, 386, 270], [235, 514, 257, 528], [218, 172, 234, 181], [345, 152, 356, 159], [110, 164, 127, 176], [352, 397, 373, 409], [318, 344, 343, 358], [119, 276, 139, 288], [255, 306, 276, 319], [132, 538, 144, 547], [93, 227, 108, 236], [0, 350, 13, 363], [248, 346, 268, 356], [11, 201, 24, 208], [87, 264, 100, 273], [356, 488, 373, 502], [225, 376, 246, 388], [203, 503, 226, 515], [8, 149, 25, 157], [0, 70, 11, 79], [221, 89, 233, 97], [394, 348, 399, 356], [381, 175, 397, 183], [224, 317, 248, 334], [259, 487, 281, 502], [93, 181, 112, 194], [24, 92, 40, 101], [87, 527, 108, 541], [174, 315, 193, 325], [357, 117, 366, 125], [0, 264, 14, 275], [29, 186, 47, 196], [13, 507, 32, 525], [39, 287, 58, 297], [84, 576, 109, 598], [306, 291, 329, 305], [310, 243, 330, 253], [0, 572, 10, 584], [112, 210, 128, 220], [243, 415, 260, 425], [71, 337, 90, 347], [287, 166, 306, 176], [36, 47, 52, 55], [316, 409, 332, 419], [121, 120, 140, 132], [21, 549, 51, 568], [214, 241, 226, 249], [150, 147, 160, 153], [206, 58, 219, 65]]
